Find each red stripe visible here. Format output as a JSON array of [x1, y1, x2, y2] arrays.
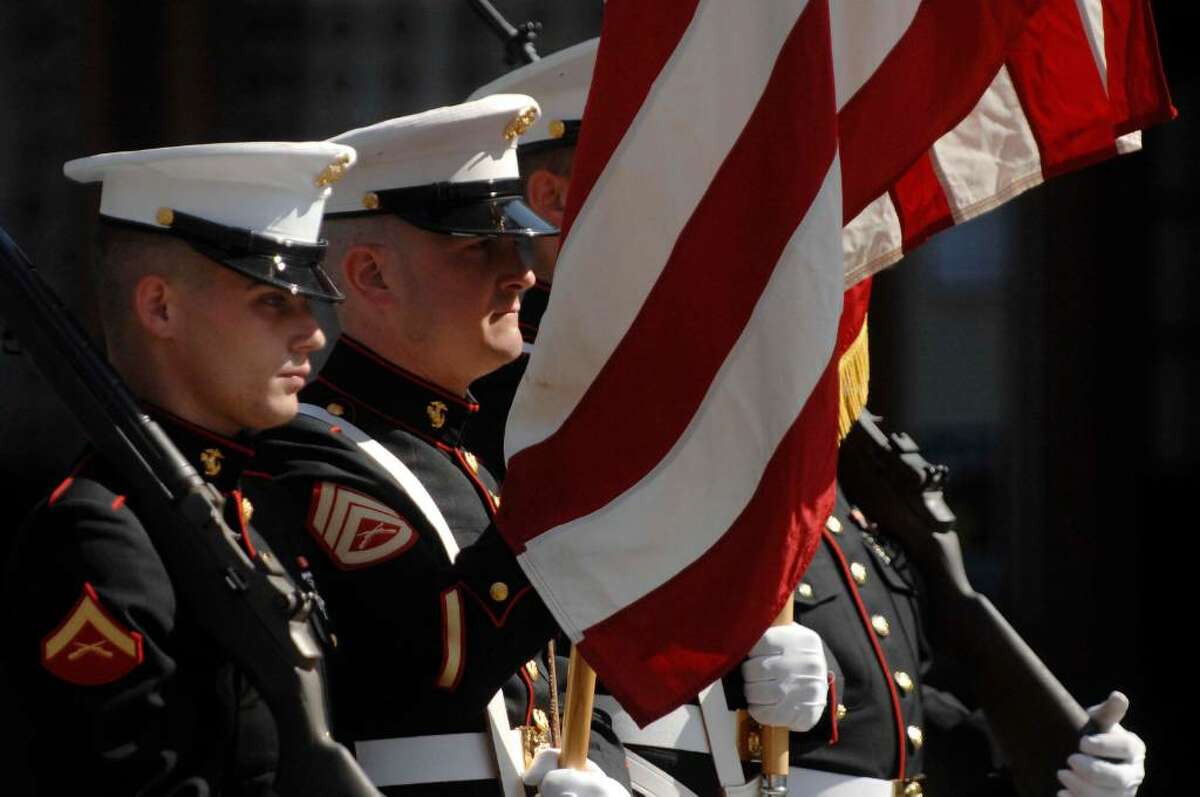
[[499, 0, 838, 549], [558, 0, 701, 242], [578, 354, 840, 725], [838, 0, 1040, 223], [1005, 0, 1117, 179], [888, 152, 955, 253], [838, 279, 872, 356], [1101, 0, 1176, 133]]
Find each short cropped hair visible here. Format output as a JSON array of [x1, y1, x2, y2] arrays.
[[92, 222, 206, 349]]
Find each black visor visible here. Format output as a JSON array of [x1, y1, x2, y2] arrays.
[[334, 179, 558, 238], [110, 210, 344, 303]]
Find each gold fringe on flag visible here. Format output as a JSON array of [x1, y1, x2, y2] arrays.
[[837, 316, 870, 443]]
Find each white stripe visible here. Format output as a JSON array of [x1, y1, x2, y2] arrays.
[[518, 160, 843, 638], [842, 193, 902, 287], [828, 0, 921, 110], [1116, 130, 1142, 155], [506, 0, 811, 464], [930, 65, 1044, 223]]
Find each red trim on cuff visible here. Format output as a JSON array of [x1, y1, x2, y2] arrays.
[[827, 671, 839, 745]]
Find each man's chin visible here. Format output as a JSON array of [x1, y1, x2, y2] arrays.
[[243, 395, 299, 432]]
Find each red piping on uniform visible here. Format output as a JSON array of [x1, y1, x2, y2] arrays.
[[315, 376, 453, 450], [48, 477, 75, 506], [242, 470, 274, 481], [826, 671, 839, 745], [110, 495, 126, 511], [520, 665, 536, 726], [462, 581, 532, 628], [146, 403, 255, 456], [339, 336, 479, 410], [823, 528, 907, 779], [453, 449, 499, 518], [233, 490, 257, 559]]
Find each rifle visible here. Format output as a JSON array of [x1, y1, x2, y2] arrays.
[[468, 0, 542, 65], [0, 225, 380, 796], [837, 412, 1096, 797]]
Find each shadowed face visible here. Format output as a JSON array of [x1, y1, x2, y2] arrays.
[[379, 220, 536, 390]]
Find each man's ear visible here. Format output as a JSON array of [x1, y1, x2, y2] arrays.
[[525, 168, 569, 227], [341, 244, 393, 305], [132, 274, 176, 339]]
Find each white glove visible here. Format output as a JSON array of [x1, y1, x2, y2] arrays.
[[523, 747, 630, 797], [741, 622, 829, 732], [1057, 692, 1146, 797]]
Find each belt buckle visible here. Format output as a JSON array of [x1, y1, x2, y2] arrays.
[[893, 775, 926, 797]]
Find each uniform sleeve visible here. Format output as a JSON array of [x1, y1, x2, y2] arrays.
[[247, 432, 558, 733], [2, 486, 189, 795]]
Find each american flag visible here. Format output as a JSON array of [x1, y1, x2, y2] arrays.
[[494, 0, 1174, 724]]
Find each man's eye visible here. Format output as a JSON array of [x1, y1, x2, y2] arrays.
[[258, 292, 288, 308]]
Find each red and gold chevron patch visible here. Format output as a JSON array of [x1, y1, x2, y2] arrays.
[[41, 583, 144, 686]]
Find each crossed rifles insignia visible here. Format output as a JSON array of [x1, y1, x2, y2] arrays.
[[42, 584, 143, 686]]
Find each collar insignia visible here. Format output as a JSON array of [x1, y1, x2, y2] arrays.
[[426, 400, 449, 429], [200, 447, 224, 477]]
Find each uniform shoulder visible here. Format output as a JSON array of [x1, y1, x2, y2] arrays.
[[248, 413, 402, 501]]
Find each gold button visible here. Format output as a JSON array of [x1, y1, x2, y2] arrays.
[[240, 496, 255, 523], [525, 659, 539, 680], [907, 725, 924, 750], [904, 782, 924, 797], [894, 671, 914, 695], [326, 402, 345, 417], [871, 614, 891, 637], [533, 707, 549, 731], [826, 515, 843, 534], [155, 207, 175, 226], [464, 450, 480, 474], [548, 119, 567, 139], [362, 191, 381, 210], [836, 703, 847, 721], [797, 583, 814, 599], [850, 562, 868, 585], [489, 582, 509, 602]]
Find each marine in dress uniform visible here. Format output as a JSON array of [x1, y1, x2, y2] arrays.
[[246, 96, 628, 797], [1, 141, 354, 795]]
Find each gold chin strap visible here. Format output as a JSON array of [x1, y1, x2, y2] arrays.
[[837, 315, 870, 444]]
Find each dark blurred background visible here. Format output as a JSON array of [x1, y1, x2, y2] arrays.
[[0, 1, 1192, 792]]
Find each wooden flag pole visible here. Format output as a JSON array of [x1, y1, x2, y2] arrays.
[[559, 647, 597, 770], [760, 601, 794, 795]]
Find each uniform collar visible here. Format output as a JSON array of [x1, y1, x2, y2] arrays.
[[310, 335, 478, 449], [147, 406, 255, 493], [518, 280, 552, 346]]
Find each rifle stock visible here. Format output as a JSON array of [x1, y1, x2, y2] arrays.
[[838, 412, 1089, 797], [0, 225, 379, 796]]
